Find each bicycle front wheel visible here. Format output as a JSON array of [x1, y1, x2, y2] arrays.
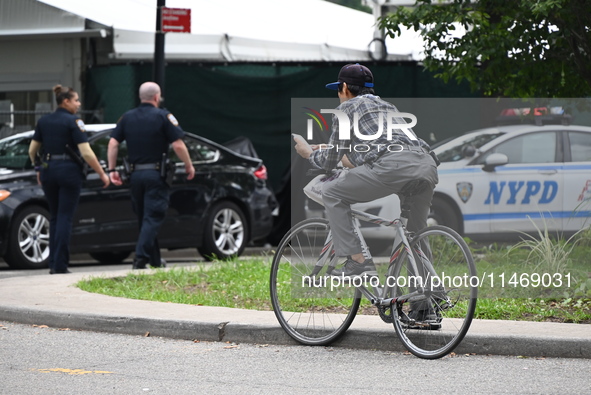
[[270, 218, 361, 345], [389, 225, 477, 359]]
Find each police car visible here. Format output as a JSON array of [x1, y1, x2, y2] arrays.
[[306, 108, 591, 244], [429, 114, 591, 240]]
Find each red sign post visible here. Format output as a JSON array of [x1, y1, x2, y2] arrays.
[[161, 7, 191, 33]]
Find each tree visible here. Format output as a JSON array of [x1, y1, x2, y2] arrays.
[[379, 0, 591, 97]]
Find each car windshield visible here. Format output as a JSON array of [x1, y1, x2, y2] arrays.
[[0, 135, 33, 169], [433, 131, 505, 162]]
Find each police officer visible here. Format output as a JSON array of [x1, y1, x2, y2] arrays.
[[28, 85, 110, 274], [107, 82, 195, 269]]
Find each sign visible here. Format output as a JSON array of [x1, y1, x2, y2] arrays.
[[161, 7, 191, 33]]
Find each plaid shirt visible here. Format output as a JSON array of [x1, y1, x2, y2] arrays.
[[309, 95, 430, 170]]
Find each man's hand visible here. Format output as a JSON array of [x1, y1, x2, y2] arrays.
[[293, 134, 313, 159], [109, 171, 123, 186], [341, 154, 354, 168], [185, 164, 195, 180]]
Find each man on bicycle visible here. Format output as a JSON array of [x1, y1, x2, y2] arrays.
[[294, 63, 439, 278]]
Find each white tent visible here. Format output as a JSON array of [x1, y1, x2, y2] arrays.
[[14, 0, 419, 61]]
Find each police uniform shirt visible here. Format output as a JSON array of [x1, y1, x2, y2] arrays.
[[111, 103, 184, 164], [33, 107, 88, 155]]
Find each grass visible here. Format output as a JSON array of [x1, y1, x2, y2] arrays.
[[77, 258, 275, 311], [77, 242, 591, 324]]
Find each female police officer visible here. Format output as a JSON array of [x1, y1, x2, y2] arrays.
[[28, 85, 110, 274]]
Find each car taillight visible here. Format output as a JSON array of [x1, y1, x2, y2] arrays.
[[254, 165, 268, 180], [0, 190, 10, 202]]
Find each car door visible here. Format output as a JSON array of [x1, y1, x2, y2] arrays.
[[477, 131, 563, 236], [437, 164, 493, 236], [562, 130, 591, 234], [72, 134, 138, 249], [157, 135, 218, 248]]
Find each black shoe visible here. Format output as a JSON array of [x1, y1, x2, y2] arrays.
[[149, 259, 167, 268], [404, 308, 442, 330], [50, 269, 71, 274], [132, 257, 149, 269], [331, 257, 378, 277]]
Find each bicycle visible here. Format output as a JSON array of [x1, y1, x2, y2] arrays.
[[269, 176, 477, 359]]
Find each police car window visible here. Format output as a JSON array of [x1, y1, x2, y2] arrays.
[[169, 137, 218, 163], [477, 132, 557, 164], [569, 132, 591, 162], [0, 135, 32, 169], [435, 133, 504, 162]]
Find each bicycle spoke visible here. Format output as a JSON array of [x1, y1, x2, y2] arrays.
[[389, 225, 477, 359], [270, 218, 360, 345]]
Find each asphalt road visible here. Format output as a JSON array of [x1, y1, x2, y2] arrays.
[[1, 321, 590, 394]]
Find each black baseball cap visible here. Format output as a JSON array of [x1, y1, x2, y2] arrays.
[[325, 63, 374, 90]]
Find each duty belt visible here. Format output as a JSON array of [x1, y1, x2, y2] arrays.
[[131, 163, 161, 171], [45, 153, 72, 161]]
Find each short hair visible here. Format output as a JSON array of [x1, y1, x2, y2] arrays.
[[338, 83, 375, 96], [53, 85, 77, 105], [139, 82, 161, 101]]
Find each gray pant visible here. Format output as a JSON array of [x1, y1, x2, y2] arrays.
[[321, 149, 438, 257]]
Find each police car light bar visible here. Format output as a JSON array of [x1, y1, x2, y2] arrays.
[[495, 106, 572, 126]]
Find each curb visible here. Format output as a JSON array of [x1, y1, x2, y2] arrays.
[[0, 270, 590, 359], [1, 305, 590, 359]]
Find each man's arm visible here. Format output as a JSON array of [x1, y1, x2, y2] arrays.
[[107, 138, 123, 186], [171, 139, 195, 180]]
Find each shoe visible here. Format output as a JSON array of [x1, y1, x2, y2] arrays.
[[404, 308, 442, 330], [49, 269, 71, 274], [149, 259, 167, 268], [331, 257, 378, 277], [132, 257, 149, 269]]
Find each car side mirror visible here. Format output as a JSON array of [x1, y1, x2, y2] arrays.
[[482, 153, 509, 172]]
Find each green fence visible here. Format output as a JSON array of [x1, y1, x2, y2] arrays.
[[84, 62, 478, 191]]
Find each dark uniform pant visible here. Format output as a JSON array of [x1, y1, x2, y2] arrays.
[[130, 170, 169, 266], [41, 160, 83, 273]]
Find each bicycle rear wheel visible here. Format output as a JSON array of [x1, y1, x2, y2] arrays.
[[270, 218, 361, 345], [389, 225, 477, 359]]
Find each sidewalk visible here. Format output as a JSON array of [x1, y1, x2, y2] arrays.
[[0, 270, 589, 359]]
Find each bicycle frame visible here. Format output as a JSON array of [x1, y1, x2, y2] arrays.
[[312, 206, 434, 310]]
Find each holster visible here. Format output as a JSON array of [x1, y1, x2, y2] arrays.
[[65, 144, 89, 177], [160, 153, 175, 187], [121, 157, 132, 183]]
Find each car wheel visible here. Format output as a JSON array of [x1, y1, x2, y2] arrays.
[[5, 206, 50, 269], [89, 251, 132, 264], [428, 198, 461, 233], [198, 201, 248, 261]]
